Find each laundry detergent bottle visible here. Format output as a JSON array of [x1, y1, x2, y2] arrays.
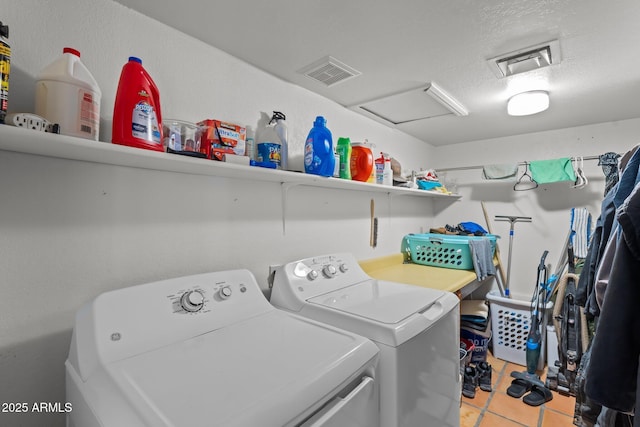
[[350, 141, 373, 182], [304, 116, 335, 177], [112, 56, 163, 151], [35, 47, 101, 140]]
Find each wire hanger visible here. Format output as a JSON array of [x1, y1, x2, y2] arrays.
[[513, 163, 538, 191], [572, 156, 588, 189]]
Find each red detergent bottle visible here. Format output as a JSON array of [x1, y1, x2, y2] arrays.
[[112, 56, 163, 151]]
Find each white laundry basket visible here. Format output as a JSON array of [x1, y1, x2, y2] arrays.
[[486, 290, 553, 371]]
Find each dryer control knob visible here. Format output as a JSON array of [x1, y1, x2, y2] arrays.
[[181, 290, 205, 312], [323, 264, 337, 278], [307, 270, 319, 281], [219, 286, 232, 300], [339, 263, 349, 273]]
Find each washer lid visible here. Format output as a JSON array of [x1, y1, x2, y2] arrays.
[[93, 310, 378, 427], [307, 279, 447, 324]]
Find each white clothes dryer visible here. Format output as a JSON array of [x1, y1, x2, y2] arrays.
[[66, 269, 379, 427], [270, 253, 461, 427]]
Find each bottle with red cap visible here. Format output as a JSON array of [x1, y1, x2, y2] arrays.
[[112, 56, 163, 152], [35, 47, 101, 140]]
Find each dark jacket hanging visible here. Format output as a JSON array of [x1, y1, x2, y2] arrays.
[[585, 181, 640, 414]]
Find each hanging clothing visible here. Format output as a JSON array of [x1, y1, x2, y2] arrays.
[[576, 186, 617, 317], [571, 207, 593, 259], [468, 238, 495, 281], [613, 148, 640, 209], [574, 146, 640, 427], [481, 163, 519, 180], [595, 407, 634, 427], [585, 181, 640, 415], [529, 157, 576, 184], [574, 345, 603, 427], [598, 152, 621, 197], [577, 147, 640, 317]]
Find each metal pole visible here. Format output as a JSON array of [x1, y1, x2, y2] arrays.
[[495, 215, 532, 297]]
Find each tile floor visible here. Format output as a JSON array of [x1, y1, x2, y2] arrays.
[[461, 351, 576, 427]]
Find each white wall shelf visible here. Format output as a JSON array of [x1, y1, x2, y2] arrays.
[[0, 125, 460, 199]]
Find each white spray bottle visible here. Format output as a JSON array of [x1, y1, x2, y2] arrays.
[[270, 111, 288, 170]]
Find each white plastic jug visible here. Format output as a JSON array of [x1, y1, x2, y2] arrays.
[[35, 47, 101, 141]]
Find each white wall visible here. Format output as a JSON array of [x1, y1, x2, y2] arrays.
[[2, 1, 640, 426], [432, 119, 640, 298], [0, 1, 436, 426]]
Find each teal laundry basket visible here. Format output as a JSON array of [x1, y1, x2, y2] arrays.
[[402, 233, 499, 270]]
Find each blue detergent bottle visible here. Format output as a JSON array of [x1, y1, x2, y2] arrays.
[[304, 116, 335, 177]]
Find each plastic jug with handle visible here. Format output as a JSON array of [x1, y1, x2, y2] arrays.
[[35, 47, 101, 140], [112, 56, 163, 152], [304, 116, 335, 177], [350, 141, 374, 182]]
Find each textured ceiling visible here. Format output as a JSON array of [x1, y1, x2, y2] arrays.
[[113, 0, 640, 146]]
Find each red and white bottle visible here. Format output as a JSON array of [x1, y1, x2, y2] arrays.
[[375, 152, 392, 186], [112, 56, 163, 151]]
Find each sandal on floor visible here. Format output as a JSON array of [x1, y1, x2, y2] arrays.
[[523, 384, 553, 406], [476, 361, 492, 392], [462, 366, 478, 399], [506, 378, 532, 398]]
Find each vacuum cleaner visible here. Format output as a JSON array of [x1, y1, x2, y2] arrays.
[[526, 250, 549, 373], [546, 243, 587, 396], [507, 251, 554, 406]]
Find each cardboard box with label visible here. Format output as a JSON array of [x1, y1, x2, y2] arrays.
[[198, 119, 246, 161]]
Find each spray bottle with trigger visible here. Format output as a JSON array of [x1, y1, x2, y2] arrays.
[[270, 112, 288, 170]]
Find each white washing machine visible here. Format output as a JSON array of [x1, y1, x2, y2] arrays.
[[66, 269, 379, 427], [270, 253, 461, 427]]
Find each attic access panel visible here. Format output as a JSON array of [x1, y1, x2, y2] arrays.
[[353, 83, 468, 125]]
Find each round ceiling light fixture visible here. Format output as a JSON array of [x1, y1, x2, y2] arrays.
[[507, 90, 549, 116]]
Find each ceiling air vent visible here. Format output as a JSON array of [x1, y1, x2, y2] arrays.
[[487, 40, 561, 78], [299, 56, 361, 87]]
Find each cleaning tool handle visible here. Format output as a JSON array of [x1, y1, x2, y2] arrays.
[[495, 215, 532, 223], [481, 202, 507, 290], [568, 243, 575, 273], [538, 250, 548, 271]]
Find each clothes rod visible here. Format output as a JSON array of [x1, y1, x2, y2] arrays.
[[436, 154, 605, 173]]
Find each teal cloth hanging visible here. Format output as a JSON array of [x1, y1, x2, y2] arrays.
[[482, 163, 519, 180], [528, 158, 576, 184]]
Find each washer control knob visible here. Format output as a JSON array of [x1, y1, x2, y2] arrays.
[[219, 286, 232, 300], [307, 270, 319, 281], [181, 290, 204, 312], [339, 263, 349, 273], [323, 264, 337, 278]]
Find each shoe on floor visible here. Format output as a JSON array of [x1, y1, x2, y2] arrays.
[[507, 378, 532, 398], [462, 366, 478, 399], [523, 384, 553, 406], [476, 361, 492, 392]]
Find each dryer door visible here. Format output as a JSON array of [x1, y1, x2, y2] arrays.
[[301, 376, 377, 427]]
